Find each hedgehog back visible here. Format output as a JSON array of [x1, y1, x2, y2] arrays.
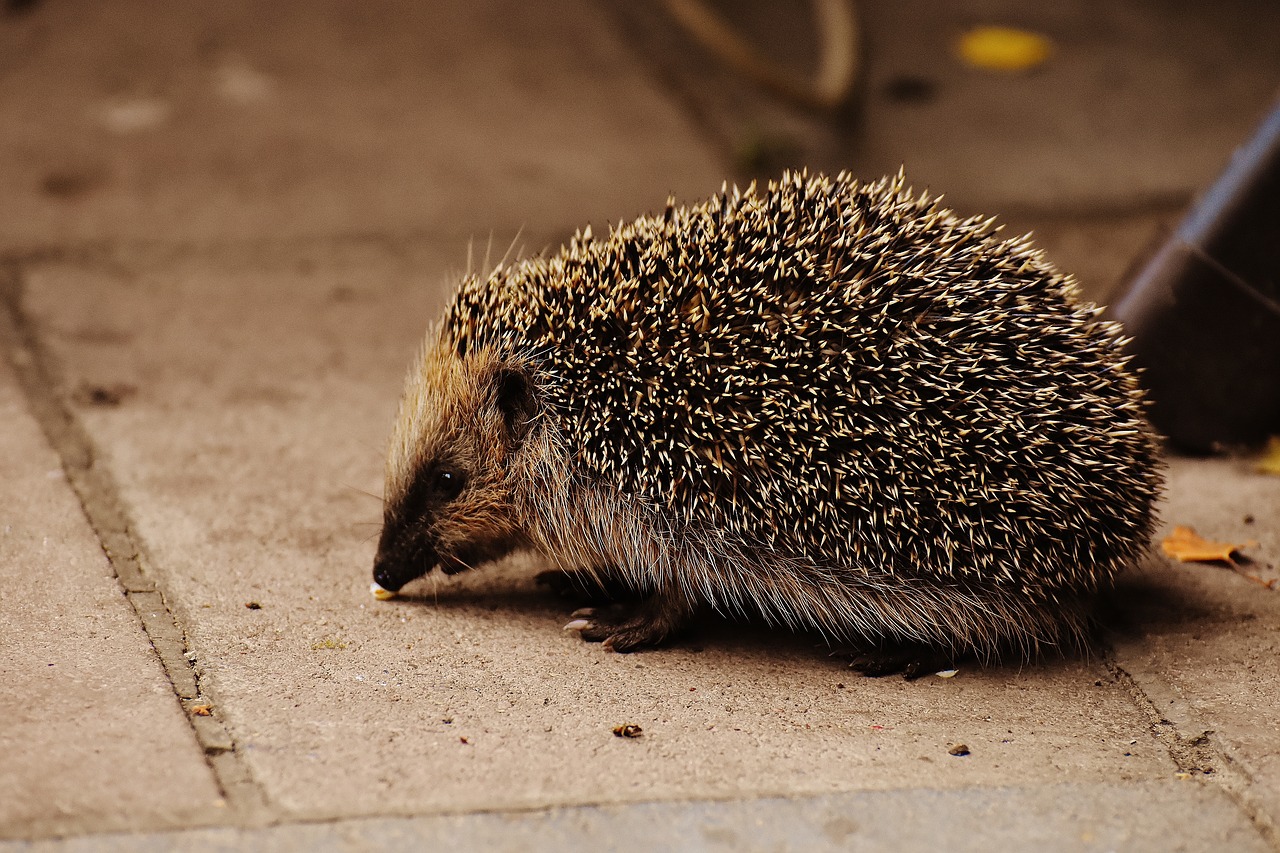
[[444, 173, 1161, 594]]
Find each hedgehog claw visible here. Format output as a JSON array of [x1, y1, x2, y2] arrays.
[[563, 592, 694, 653]]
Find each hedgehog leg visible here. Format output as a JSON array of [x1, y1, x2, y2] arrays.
[[564, 587, 695, 652], [846, 644, 959, 680], [535, 566, 642, 604]]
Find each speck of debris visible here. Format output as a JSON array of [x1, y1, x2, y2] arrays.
[[613, 724, 643, 738], [72, 382, 137, 408], [948, 743, 971, 756], [245, 601, 262, 610], [442, 718, 453, 725], [1244, 514, 1255, 525], [459, 736, 471, 745], [883, 74, 938, 104]]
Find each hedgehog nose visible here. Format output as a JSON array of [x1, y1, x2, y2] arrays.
[[372, 533, 438, 592], [372, 552, 435, 593], [372, 558, 407, 593]]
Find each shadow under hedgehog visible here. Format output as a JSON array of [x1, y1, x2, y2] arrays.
[[368, 171, 1164, 678]]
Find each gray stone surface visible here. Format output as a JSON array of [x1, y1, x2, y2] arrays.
[[0, 0, 722, 250], [1112, 456, 1280, 836], [0, 346, 224, 839], [849, 0, 1280, 213], [21, 247, 1173, 822], [616, 0, 1280, 214], [2, 0, 1279, 848], [2, 782, 1270, 853]]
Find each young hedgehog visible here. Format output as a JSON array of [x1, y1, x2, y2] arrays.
[[370, 171, 1163, 675]]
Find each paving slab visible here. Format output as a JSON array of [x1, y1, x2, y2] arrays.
[[1110, 455, 1280, 837], [613, 0, 1280, 214], [5, 0, 1279, 847], [610, 1, 1280, 305], [1, 781, 1270, 853], [0, 0, 722, 251], [0, 320, 224, 838], [15, 245, 1185, 826]]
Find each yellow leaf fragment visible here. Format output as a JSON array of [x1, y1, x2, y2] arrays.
[[1161, 525, 1252, 565], [956, 26, 1054, 72], [1258, 436, 1280, 476]]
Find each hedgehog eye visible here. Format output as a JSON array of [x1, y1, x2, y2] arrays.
[[430, 468, 466, 502]]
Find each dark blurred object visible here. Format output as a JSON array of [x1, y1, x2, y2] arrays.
[[882, 75, 938, 106], [1108, 97, 1280, 452], [5, 0, 41, 15]]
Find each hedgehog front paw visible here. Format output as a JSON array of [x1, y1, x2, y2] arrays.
[[562, 592, 693, 652]]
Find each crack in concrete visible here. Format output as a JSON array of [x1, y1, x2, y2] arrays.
[[1105, 654, 1279, 850], [0, 261, 271, 827]]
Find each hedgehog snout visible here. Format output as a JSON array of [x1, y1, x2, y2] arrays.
[[372, 524, 439, 593]]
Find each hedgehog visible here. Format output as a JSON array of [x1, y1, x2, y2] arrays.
[[369, 171, 1163, 676]]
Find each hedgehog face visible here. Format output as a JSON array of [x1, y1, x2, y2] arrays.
[[372, 339, 536, 593]]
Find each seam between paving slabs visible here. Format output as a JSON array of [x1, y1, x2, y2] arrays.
[[1104, 654, 1280, 850], [0, 261, 271, 827]]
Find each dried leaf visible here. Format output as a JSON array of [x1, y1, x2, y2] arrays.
[[956, 26, 1054, 72], [1161, 526, 1251, 565], [612, 724, 643, 738], [1258, 436, 1280, 476], [1162, 526, 1274, 589]]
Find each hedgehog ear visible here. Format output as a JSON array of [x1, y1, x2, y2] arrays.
[[492, 365, 536, 448]]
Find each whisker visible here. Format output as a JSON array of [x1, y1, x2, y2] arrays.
[[343, 483, 385, 504]]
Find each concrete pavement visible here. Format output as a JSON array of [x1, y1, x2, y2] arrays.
[[2, 0, 1279, 849]]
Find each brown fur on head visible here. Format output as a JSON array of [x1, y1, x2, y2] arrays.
[[372, 326, 537, 592]]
